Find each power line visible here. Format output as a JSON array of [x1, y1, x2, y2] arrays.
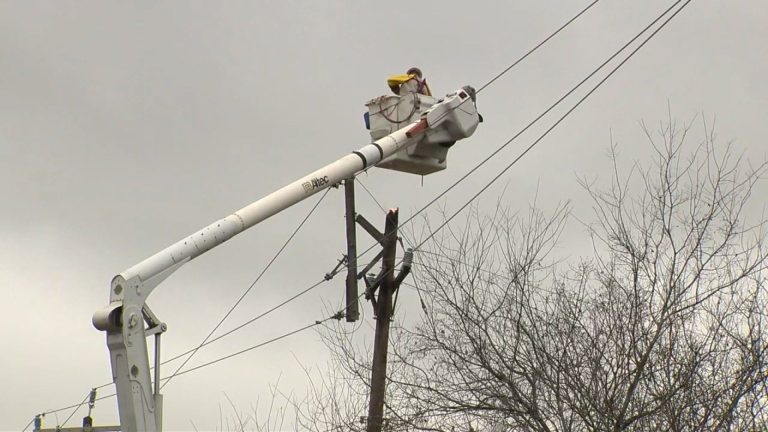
[[157, 295, 367, 384], [406, 0, 685, 231], [158, 292, 365, 384], [161, 187, 332, 390], [413, 0, 692, 252], [354, 0, 687, 264], [361, 0, 601, 192], [161, 277, 329, 365], [380, 0, 603, 149], [366, 0, 600, 119], [162, 310, 345, 380], [477, 0, 600, 93], [465, 1, 603, 120]]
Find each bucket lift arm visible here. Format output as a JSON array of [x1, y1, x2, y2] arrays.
[[92, 86, 480, 432]]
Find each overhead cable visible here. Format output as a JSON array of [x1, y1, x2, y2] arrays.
[[367, 0, 600, 119], [161, 187, 332, 389], [163, 310, 345, 380], [413, 0, 692, 252], [477, 0, 600, 93], [356, 0, 688, 263], [160, 278, 328, 365]]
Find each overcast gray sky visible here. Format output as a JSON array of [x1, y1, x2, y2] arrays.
[[2, 1, 766, 430]]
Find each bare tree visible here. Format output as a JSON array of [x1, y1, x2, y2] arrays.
[[306, 116, 768, 432], [387, 116, 768, 431]]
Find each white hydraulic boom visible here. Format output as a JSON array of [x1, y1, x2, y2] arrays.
[[92, 86, 481, 432]]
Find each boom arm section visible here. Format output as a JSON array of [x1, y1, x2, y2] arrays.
[[92, 86, 480, 432]]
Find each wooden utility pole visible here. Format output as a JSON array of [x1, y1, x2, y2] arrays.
[[344, 178, 360, 322], [349, 206, 411, 432], [366, 208, 398, 432]]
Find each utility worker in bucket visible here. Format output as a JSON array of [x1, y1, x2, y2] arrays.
[[387, 67, 432, 96]]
